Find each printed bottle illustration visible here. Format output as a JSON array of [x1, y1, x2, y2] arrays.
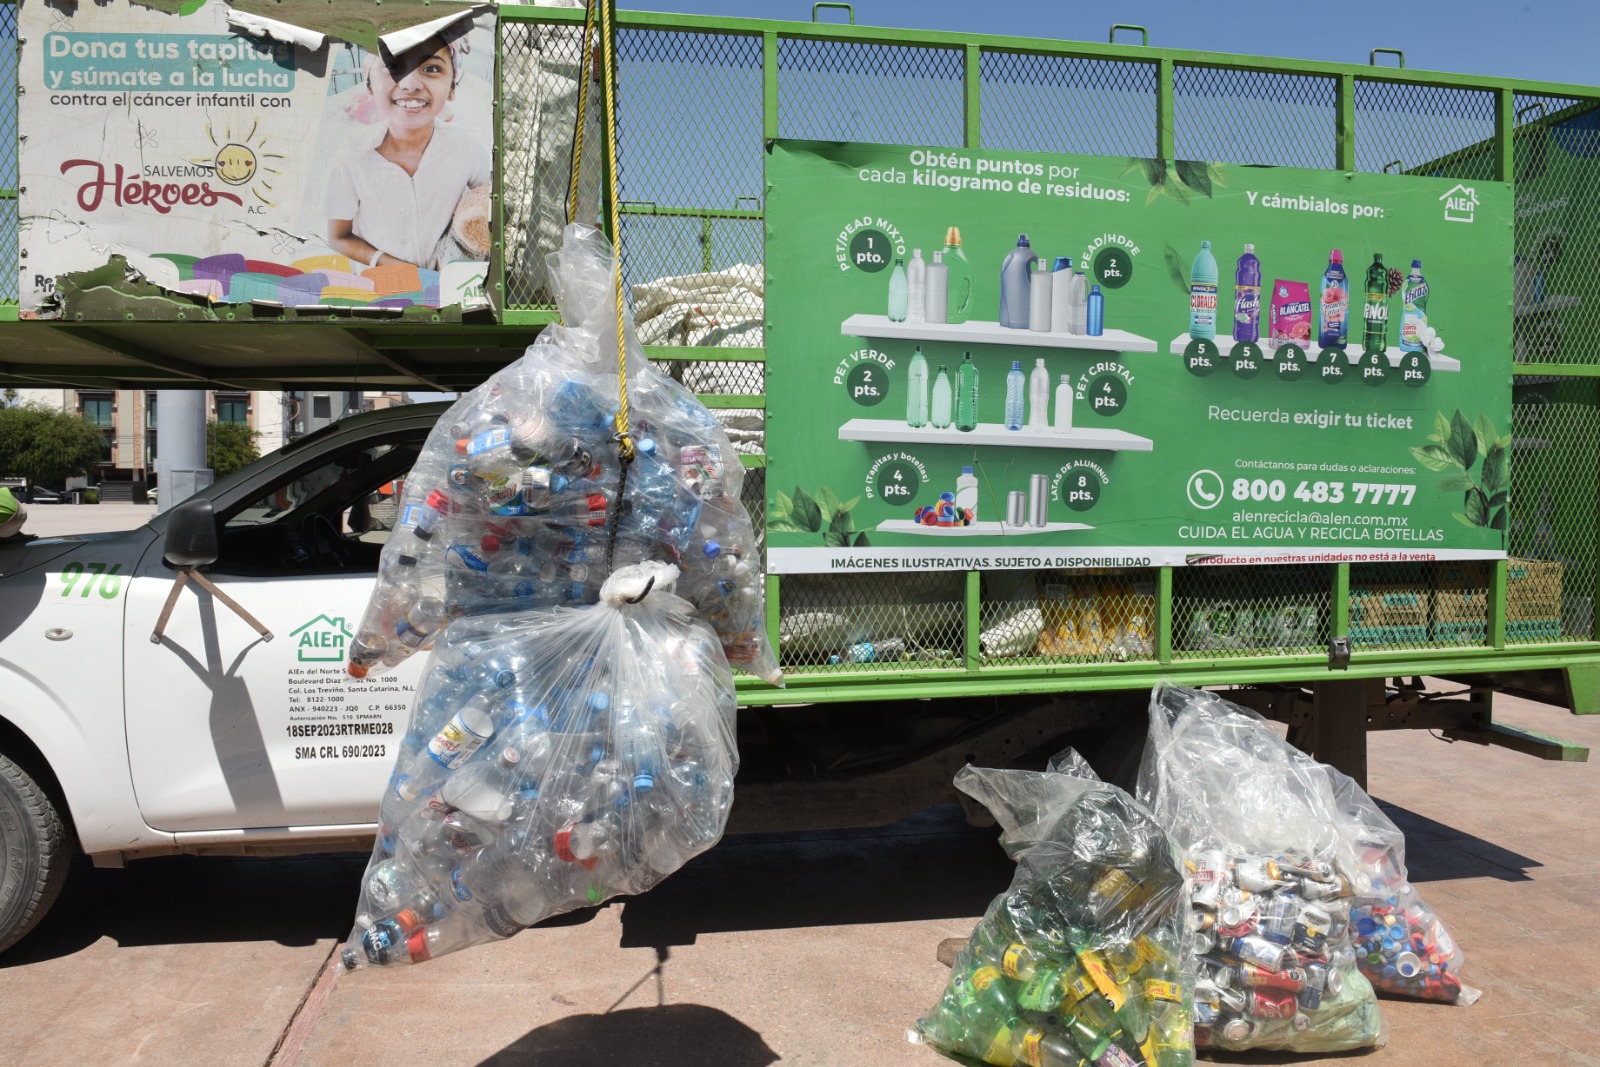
[[1028, 357, 1050, 431], [1069, 268, 1088, 336], [999, 234, 1037, 329], [925, 250, 949, 324], [943, 226, 974, 324], [930, 364, 953, 429], [955, 466, 979, 519], [1086, 284, 1104, 337], [887, 257, 908, 323], [1028, 261, 1053, 333], [1054, 374, 1074, 434], [1050, 257, 1072, 334], [1319, 249, 1349, 349], [907, 249, 927, 324], [906, 345, 929, 428], [1189, 240, 1218, 340], [1400, 259, 1429, 352], [956, 353, 980, 432], [1004, 360, 1025, 430], [1235, 243, 1261, 343], [1362, 252, 1388, 353]]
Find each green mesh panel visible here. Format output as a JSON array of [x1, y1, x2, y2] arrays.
[[1354, 80, 1496, 177], [776, 38, 964, 147], [1173, 65, 1338, 170], [777, 570, 965, 673], [1509, 377, 1597, 641], [979, 569, 1158, 666], [1173, 565, 1331, 659], [979, 52, 1157, 157]]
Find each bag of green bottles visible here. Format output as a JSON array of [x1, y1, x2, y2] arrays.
[[914, 751, 1194, 1067]]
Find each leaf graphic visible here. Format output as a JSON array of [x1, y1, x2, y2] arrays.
[[1164, 244, 1188, 293], [829, 509, 855, 538], [1474, 412, 1498, 459], [774, 490, 794, 522], [1432, 410, 1451, 445], [791, 486, 822, 533], [1452, 512, 1470, 526], [1175, 159, 1213, 197], [1435, 472, 1472, 492], [1119, 158, 1143, 178], [815, 484, 842, 526], [1490, 507, 1509, 532], [824, 530, 849, 548], [1481, 442, 1508, 496], [838, 495, 862, 515], [852, 531, 872, 547], [1410, 444, 1456, 472], [1206, 162, 1229, 189], [1464, 487, 1490, 526], [1448, 410, 1478, 472], [1163, 179, 1192, 204], [1145, 183, 1166, 208], [766, 520, 806, 534], [1140, 157, 1168, 187], [1490, 489, 1509, 509]]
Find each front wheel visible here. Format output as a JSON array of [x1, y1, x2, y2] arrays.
[[0, 753, 72, 953]]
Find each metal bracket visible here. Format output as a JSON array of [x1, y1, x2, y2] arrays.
[[811, 2, 854, 24], [1327, 636, 1351, 670], [1369, 48, 1406, 68], [1109, 24, 1149, 46]]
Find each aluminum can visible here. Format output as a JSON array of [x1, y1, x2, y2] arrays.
[[1006, 491, 1027, 527], [1245, 990, 1298, 1020], [1028, 473, 1050, 527]]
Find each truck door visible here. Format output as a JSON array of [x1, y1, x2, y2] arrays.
[[123, 435, 429, 832]]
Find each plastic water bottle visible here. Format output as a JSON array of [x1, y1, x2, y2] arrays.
[[1028, 261, 1052, 332], [999, 234, 1036, 329], [1050, 257, 1072, 332], [955, 465, 978, 518], [907, 249, 926, 324], [1190, 240, 1218, 340], [943, 226, 974, 324], [906, 346, 929, 428], [395, 691, 500, 801], [957, 354, 980, 432], [1069, 268, 1088, 335], [1004, 361, 1025, 431], [828, 637, 907, 664], [1086, 285, 1104, 337], [1235, 243, 1261, 343], [1028, 358, 1050, 431], [887, 257, 908, 322], [1400, 260, 1429, 352], [1054, 375, 1074, 435], [925, 251, 948, 324], [1363, 252, 1389, 353], [931, 365, 953, 429], [1319, 249, 1349, 348]]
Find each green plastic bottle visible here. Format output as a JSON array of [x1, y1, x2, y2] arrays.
[[956, 353, 980, 432], [1363, 252, 1389, 353], [943, 226, 975, 324]]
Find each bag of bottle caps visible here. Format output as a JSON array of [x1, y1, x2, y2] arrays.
[[342, 560, 738, 968], [914, 751, 1195, 1067], [344, 223, 780, 686], [1136, 685, 1385, 1053], [1323, 766, 1479, 1004]]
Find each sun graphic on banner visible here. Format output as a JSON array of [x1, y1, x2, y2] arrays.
[[191, 116, 284, 207]]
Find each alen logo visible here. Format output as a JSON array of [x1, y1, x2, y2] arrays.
[[290, 614, 353, 663], [1440, 184, 1479, 224]]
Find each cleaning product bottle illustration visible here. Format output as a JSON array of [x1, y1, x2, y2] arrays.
[[1319, 249, 1349, 348], [907, 249, 927, 324], [1189, 240, 1218, 340], [1028, 261, 1053, 333], [1400, 259, 1429, 352], [1050, 257, 1072, 333], [1234, 243, 1261, 343], [1004, 360, 1025, 430], [1086, 284, 1104, 337], [906, 345, 929, 428], [1069, 268, 1088, 335], [1054, 374, 1074, 434], [943, 227, 974, 324], [955, 465, 979, 519], [925, 251, 949, 324], [887, 257, 908, 322], [1028, 357, 1050, 431], [999, 234, 1037, 329], [931, 364, 953, 429], [1363, 252, 1389, 353], [956, 353, 980, 432]]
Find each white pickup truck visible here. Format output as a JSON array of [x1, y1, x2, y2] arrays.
[[0, 403, 450, 951]]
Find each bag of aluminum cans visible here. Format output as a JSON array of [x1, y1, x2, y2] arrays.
[[342, 561, 739, 969], [1136, 684, 1385, 1053], [344, 223, 780, 686], [1324, 766, 1479, 1004], [914, 751, 1195, 1067]]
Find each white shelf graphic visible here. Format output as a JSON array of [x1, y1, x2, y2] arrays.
[[1168, 333, 1461, 373], [843, 314, 1158, 353], [838, 419, 1153, 452], [876, 519, 1092, 536]]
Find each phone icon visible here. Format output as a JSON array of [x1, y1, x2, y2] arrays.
[[1187, 470, 1223, 510]]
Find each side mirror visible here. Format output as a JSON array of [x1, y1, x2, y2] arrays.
[[163, 498, 219, 568]]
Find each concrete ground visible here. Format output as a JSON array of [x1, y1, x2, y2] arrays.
[[2, 506, 1596, 1064], [17, 500, 159, 537]]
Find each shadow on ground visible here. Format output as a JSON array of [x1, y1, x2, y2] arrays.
[[479, 1004, 777, 1067], [1372, 800, 1542, 882]]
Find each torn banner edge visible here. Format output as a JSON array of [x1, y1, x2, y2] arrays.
[[224, 4, 493, 56]]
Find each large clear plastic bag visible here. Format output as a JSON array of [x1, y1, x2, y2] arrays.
[[345, 224, 780, 685], [342, 562, 738, 968], [915, 753, 1195, 1067], [1136, 685, 1385, 1053], [1324, 767, 1479, 1004]]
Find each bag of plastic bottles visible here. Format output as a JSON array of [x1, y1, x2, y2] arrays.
[[1135, 685, 1385, 1053], [1323, 766, 1479, 1004], [345, 223, 780, 686], [914, 751, 1195, 1067], [342, 561, 738, 969]]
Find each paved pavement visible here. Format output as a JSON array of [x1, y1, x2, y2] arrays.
[[2, 506, 1597, 1064], [16, 501, 159, 537]]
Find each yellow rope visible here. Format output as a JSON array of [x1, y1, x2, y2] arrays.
[[597, 0, 633, 462], [564, 0, 598, 227]]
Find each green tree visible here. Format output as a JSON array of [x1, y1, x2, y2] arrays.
[[0, 403, 104, 487], [207, 420, 261, 477]]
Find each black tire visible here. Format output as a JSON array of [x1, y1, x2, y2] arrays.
[[0, 754, 71, 954]]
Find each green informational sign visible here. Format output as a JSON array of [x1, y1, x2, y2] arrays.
[[765, 140, 1513, 574]]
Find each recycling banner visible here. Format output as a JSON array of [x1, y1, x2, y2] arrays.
[[764, 140, 1512, 573]]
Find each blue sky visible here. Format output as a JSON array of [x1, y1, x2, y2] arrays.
[[624, 0, 1600, 89]]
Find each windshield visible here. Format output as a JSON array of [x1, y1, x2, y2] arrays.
[[226, 444, 394, 528]]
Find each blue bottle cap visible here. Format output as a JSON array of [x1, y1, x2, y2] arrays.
[[551, 473, 570, 493], [634, 772, 654, 792], [1011, 359, 1022, 370], [492, 669, 516, 689], [1091, 284, 1102, 294], [703, 540, 723, 559], [637, 437, 656, 456], [1053, 256, 1071, 271], [961, 465, 973, 475], [1017, 233, 1029, 245], [939, 491, 955, 502], [589, 692, 611, 713]]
